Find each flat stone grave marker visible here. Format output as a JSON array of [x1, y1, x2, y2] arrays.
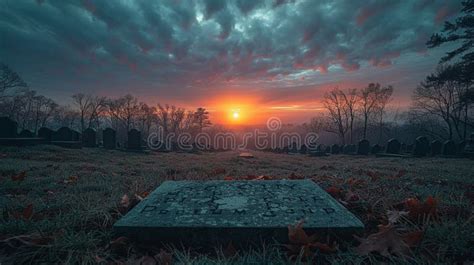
[[114, 180, 364, 245]]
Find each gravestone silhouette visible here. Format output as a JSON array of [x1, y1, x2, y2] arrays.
[[0, 117, 17, 138], [82, 128, 96, 147], [114, 180, 364, 244], [331, 144, 340, 154], [299, 144, 307, 154], [54, 127, 73, 141], [442, 140, 456, 156], [103, 128, 116, 149], [357, 139, 370, 155], [38, 127, 53, 142], [127, 129, 142, 150], [19, 129, 33, 138], [430, 140, 442, 156], [371, 144, 382, 154], [386, 138, 401, 154], [413, 136, 429, 157]]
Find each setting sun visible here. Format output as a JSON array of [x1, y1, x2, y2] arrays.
[[232, 111, 239, 119]]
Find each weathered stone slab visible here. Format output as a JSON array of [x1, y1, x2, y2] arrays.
[[114, 180, 364, 244]]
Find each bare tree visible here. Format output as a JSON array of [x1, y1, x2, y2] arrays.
[[323, 87, 350, 144], [375, 85, 394, 143], [0, 64, 27, 97], [72, 93, 92, 132], [194, 107, 212, 132], [359, 83, 381, 139], [137, 102, 157, 137], [108, 94, 140, 132], [341, 88, 358, 143], [412, 65, 461, 140]]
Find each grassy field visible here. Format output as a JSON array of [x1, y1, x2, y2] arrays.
[[0, 145, 473, 264]]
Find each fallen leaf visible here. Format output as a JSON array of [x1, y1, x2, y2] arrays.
[[212, 168, 226, 175], [239, 152, 254, 158], [289, 173, 304, 179], [355, 224, 410, 257], [22, 204, 33, 220], [135, 255, 156, 265], [109, 236, 129, 256], [387, 210, 409, 224], [11, 171, 26, 182], [64, 175, 78, 184], [224, 176, 234, 181], [326, 186, 343, 199], [154, 249, 173, 265], [366, 170, 381, 182], [223, 241, 238, 257], [405, 196, 437, 220], [284, 220, 336, 260], [120, 195, 130, 209], [402, 230, 424, 247]]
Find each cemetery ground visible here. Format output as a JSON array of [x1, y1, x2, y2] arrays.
[[0, 145, 473, 264]]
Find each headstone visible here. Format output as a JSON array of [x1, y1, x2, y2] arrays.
[[18, 129, 33, 138], [290, 142, 298, 153], [299, 144, 307, 154], [430, 140, 442, 156], [457, 141, 466, 155], [82, 128, 96, 147], [38, 127, 53, 142], [406, 144, 414, 153], [103, 128, 116, 149], [400, 143, 407, 153], [371, 144, 381, 154], [54, 127, 73, 141], [71, 130, 81, 141], [442, 140, 456, 156], [127, 129, 142, 150], [464, 133, 474, 156], [331, 144, 340, 154], [114, 180, 364, 244], [324, 146, 330, 153], [316, 144, 324, 152], [413, 136, 429, 157], [357, 139, 370, 155], [386, 138, 401, 154], [0, 117, 17, 138]]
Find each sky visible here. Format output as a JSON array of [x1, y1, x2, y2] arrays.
[[0, 0, 462, 124]]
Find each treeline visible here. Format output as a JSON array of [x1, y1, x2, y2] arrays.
[[311, 1, 474, 144], [0, 64, 211, 141], [309, 83, 394, 145]]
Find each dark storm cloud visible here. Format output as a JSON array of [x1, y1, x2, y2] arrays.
[[0, 0, 461, 104]]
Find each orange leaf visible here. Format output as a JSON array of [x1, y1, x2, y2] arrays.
[[405, 196, 437, 220], [154, 249, 173, 265], [11, 171, 26, 182], [288, 220, 313, 245], [64, 175, 78, 184], [402, 230, 424, 247], [22, 204, 33, 220], [224, 176, 234, 181], [355, 224, 410, 257], [326, 186, 343, 199], [289, 173, 304, 179]]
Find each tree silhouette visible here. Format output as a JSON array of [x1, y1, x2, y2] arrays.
[[0, 64, 27, 96], [427, 1, 473, 63]]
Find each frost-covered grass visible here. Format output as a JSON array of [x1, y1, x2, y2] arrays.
[[0, 145, 472, 264]]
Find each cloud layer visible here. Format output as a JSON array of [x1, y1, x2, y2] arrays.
[[0, 0, 461, 109]]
